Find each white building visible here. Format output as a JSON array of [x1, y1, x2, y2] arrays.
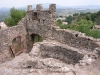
[[56, 17, 65, 21]]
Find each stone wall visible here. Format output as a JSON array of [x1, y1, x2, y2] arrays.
[[52, 28, 100, 51], [0, 25, 27, 63], [40, 43, 84, 64], [18, 4, 57, 51]]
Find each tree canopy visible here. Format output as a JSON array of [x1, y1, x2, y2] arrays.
[[57, 11, 100, 38], [4, 7, 26, 27]]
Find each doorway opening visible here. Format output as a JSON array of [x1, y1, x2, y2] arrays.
[[11, 36, 22, 56], [30, 34, 43, 44]]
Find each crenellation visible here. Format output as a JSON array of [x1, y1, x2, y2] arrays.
[[26, 4, 56, 26], [49, 4, 56, 12], [36, 4, 43, 11], [27, 5, 33, 11]]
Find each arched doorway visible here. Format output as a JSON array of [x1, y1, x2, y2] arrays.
[[26, 34, 43, 53], [30, 34, 43, 43], [10, 36, 23, 56]]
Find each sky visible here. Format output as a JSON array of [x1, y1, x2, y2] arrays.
[[0, 0, 100, 8]]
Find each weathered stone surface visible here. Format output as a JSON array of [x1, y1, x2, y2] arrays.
[[0, 25, 27, 63], [27, 5, 32, 11], [36, 4, 43, 10], [52, 28, 100, 50], [39, 42, 83, 64], [0, 41, 100, 75]]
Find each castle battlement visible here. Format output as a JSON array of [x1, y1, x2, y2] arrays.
[[27, 4, 56, 11], [26, 4, 56, 26]]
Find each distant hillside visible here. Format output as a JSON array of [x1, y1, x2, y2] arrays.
[[0, 4, 100, 22], [56, 8, 100, 16], [0, 9, 10, 22], [69, 5, 100, 9]]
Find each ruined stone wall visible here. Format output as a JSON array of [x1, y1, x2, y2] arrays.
[[0, 4, 100, 64], [52, 28, 100, 51], [26, 10, 54, 38], [40, 43, 84, 64], [25, 4, 56, 36], [0, 25, 27, 63], [19, 4, 100, 52], [18, 4, 57, 51]]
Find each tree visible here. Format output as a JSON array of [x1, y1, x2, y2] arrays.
[[4, 7, 26, 27], [57, 11, 100, 38], [65, 15, 73, 24], [84, 14, 92, 20], [70, 19, 95, 35], [57, 19, 62, 25], [59, 15, 63, 18]]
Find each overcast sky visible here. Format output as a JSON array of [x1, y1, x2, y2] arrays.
[[0, 0, 100, 8]]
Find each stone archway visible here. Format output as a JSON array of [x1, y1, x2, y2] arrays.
[[26, 33, 43, 53], [30, 34, 43, 44], [10, 36, 23, 56]]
